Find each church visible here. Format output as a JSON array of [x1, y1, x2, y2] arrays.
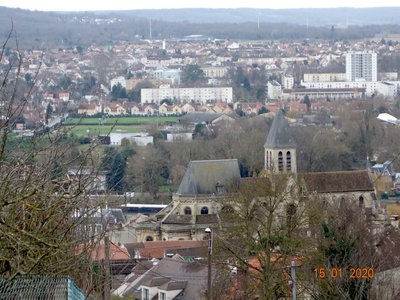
[[135, 110, 386, 242]]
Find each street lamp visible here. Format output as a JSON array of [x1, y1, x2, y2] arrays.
[[205, 227, 212, 300]]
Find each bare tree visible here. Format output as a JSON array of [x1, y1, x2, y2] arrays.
[[215, 175, 313, 299], [0, 26, 106, 297]]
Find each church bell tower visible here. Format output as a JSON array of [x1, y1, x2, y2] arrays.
[[264, 109, 297, 174]]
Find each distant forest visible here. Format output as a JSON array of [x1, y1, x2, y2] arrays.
[[1, 7, 400, 49]]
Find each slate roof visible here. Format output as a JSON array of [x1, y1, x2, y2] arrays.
[[177, 159, 241, 195], [120, 257, 210, 299], [264, 109, 296, 148], [300, 170, 374, 193], [160, 280, 188, 291], [163, 214, 193, 224], [179, 112, 225, 124], [196, 214, 219, 224]]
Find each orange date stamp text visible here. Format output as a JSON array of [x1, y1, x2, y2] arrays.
[[313, 267, 375, 279]]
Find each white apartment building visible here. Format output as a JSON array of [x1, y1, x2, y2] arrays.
[[301, 81, 378, 97], [140, 86, 233, 104], [302, 80, 400, 98], [267, 80, 282, 100], [303, 73, 346, 83], [282, 75, 294, 89], [346, 51, 377, 82], [376, 82, 397, 98], [201, 66, 229, 78]]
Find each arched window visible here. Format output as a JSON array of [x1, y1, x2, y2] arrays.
[[146, 236, 154, 241], [201, 207, 209, 215], [269, 151, 272, 170], [184, 207, 192, 215], [359, 196, 364, 208], [278, 151, 283, 172], [286, 151, 292, 172], [266, 151, 269, 169]]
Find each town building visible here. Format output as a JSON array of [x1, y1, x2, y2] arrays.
[[303, 73, 346, 83], [282, 74, 294, 89], [283, 87, 366, 101], [267, 80, 282, 100], [110, 132, 154, 146], [346, 51, 377, 82], [201, 66, 228, 78], [140, 86, 233, 104]]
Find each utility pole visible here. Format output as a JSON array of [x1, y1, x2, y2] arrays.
[[104, 234, 111, 300], [205, 228, 212, 300], [291, 261, 296, 300]]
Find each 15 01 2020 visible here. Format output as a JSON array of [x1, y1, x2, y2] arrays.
[[313, 268, 374, 279]]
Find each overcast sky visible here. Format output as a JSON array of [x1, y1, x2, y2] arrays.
[[1, 0, 400, 11]]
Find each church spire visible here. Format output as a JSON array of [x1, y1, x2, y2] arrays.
[[264, 109, 297, 173], [264, 109, 296, 149]]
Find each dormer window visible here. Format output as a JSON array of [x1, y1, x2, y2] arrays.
[[159, 292, 166, 300], [215, 181, 226, 194], [143, 288, 149, 300]]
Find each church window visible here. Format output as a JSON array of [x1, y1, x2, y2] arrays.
[[201, 207, 209, 215], [286, 151, 292, 172], [278, 151, 283, 172], [184, 207, 192, 215], [266, 151, 269, 169], [359, 196, 364, 208], [269, 151, 272, 170], [145, 236, 154, 241]]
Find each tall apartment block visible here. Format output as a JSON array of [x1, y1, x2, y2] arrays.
[[346, 51, 377, 82]]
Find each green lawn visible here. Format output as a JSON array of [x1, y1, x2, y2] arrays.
[[65, 116, 178, 126], [64, 125, 144, 136]]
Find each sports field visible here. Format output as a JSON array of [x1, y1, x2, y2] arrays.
[[63, 116, 178, 136]]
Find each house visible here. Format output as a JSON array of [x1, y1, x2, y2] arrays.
[[112, 255, 212, 300], [59, 92, 70, 101], [67, 167, 107, 193], [77, 103, 101, 116], [211, 103, 234, 114], [103, 103, 127, 115], [289, 101, 307, 113], [142, 104, 158, 115], [234, 102, 265, 115], [179, 112, 235, 126], [172, 105, 183, 115], [130, 103, 141, 115], [181, 103, 195, 113], [158, 104, 175, 116], [265, 102, 285, 113]]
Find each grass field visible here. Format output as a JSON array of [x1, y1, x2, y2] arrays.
[[63, 116, 178, 137], [65, 116, 178, 126]]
